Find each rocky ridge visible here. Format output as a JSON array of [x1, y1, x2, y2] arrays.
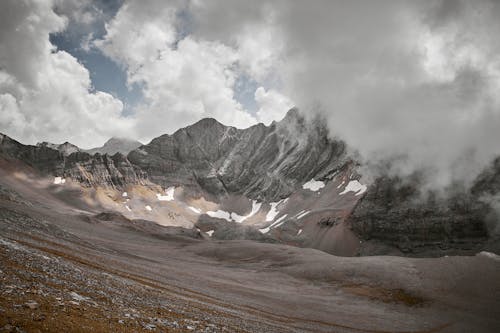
[[0, 133, 146, 188], [1, 108, 499, 256], [86, 137, 143, 155], [128, 109, 348, 201]]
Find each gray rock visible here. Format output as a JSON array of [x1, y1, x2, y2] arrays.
[[24, 301, 39, 310], [128, 108, 348, 201], [36, 141, 81, 156], [86, 137, 142, 155], [348, 172, 491, 256], [0, 133, 146, 188]]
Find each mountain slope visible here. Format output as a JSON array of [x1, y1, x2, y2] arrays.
[[86, 137, 143, 155], [1, 109, 499, 257], [37, 141, 81, 156], [0, 133, 146, 188], [128, 109, 349, 201]]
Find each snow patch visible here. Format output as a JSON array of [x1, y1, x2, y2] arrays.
[[297, 229, 303, 235], [272, 214, 288, 228], [231, 200, 262, 223], [258, 227, 270, 234], [125, 205, 132, 212], [337, 181, 345, 189], [297, 210, 310, 219], [302, 179, 325, 192], [295, 210, 306, 217], [339, 180, 367, 196], [206, 230, 214, 237], [145, 205, 152, 211], [157, 187, 175, 201], [122, 192, 128, 197], [206, 210, 232, 222], [53, 177, 65, 185], [188, 206, 201, 214], [266, 198, 288, 222], [260, 213, 290, 234]]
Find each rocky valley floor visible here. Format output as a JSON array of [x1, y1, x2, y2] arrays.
[[1, 192, 500, 333]]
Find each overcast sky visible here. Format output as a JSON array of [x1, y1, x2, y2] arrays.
[[1, 0, 500, 186]]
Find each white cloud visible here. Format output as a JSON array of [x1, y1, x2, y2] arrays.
[[271, 0, 500, 188], [2, 0, 498, 190], [96, 0, 265, 141], [254, 87, 293, 125], [184, 0, 500, 187], [0, 0, 132, 148]]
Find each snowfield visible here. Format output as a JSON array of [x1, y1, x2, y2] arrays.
[[188, 206, 202, 214], [339, 180, 367, 196], [297, 210, 310, 219], [302, 179, 325, 191], [53, 177, 65, 185], [157, 187, 175, 201], [260, 214, 289, 233], [266, 198, 288, 222], [206, 210, 232, 222], [231, 200, 262, 223]]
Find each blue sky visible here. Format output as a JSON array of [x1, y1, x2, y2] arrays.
[[49, 0, 259, 116], [50, 0, 142, 114], [2, 0, 498, 181]]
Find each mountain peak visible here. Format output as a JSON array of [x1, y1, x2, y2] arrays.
[[36, 141, 80, 156], [86, 137, 142, 155]]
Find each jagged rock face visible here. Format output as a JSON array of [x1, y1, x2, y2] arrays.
[[1, 134, 64, 174], [348, 174, 491, 255], [0, 134, 145, 188], [128, 109, 349, 201], [86, 137, 142, 155], [63, 152, 147, 187], [36, 141, 81, 156]]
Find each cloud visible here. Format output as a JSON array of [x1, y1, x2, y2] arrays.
[[1, 0, 498, 188], [185, 0, 500, 188], [0, 0, 132, 148], [268, 0, 500, 188], [96, 0, 258, 140], [96, 0, 291, 141], [254, 87, 293, 125]]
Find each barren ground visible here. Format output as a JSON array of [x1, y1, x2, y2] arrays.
[[0, 169, 499, 332]]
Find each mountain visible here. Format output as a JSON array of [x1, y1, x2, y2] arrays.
[[1, 134, 146, 187], [348, 174, 492, 256], [0, 110, 499, 256], [86, 137, 142, 155], [128, 108, 348, 201], [36, 141, 81, 156]]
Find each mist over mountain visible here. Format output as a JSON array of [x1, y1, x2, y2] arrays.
[[1, 110, 499, 257], [86, 137, 143, 155]]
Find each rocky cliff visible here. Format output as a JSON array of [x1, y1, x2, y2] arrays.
[[0, 133, 146, 188], [1, 109, 499, 256], [128, 109, 348, 201], [346, 160, 500, 256]]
